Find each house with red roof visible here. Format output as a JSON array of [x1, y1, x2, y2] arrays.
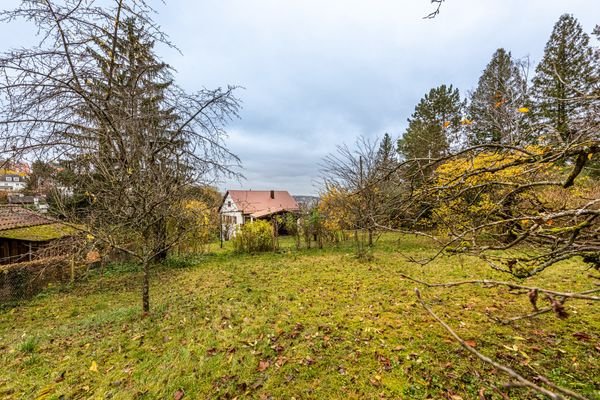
[[219, 190, 300, 239]]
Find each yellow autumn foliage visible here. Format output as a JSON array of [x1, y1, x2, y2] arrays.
[[430, 148, 598, 237], [318, 187, 357, 233], [177, 199, 214, 253]]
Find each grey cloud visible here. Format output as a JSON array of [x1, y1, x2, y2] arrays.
[[1, 0, 597, 195]]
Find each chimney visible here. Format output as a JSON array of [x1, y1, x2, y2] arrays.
[[270, 190, 275, 199]]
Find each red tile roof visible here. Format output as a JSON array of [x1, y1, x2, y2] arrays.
[[225, 190, 299, 218], [0, 206, 53, 231]]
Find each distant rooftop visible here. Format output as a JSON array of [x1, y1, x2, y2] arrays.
[[224, 190, 300, 218]]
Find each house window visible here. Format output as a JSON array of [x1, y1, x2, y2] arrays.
[[227, 201, 232, 207], [14, 177, 19, 182], [5, 177, 12, 182]]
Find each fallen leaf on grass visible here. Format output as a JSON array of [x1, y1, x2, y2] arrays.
[[464, 340, 477, 348], [34, 384, 55, 400], [174, 388, 185, 400], [206, 348, 218, 356], [502, 344, 518, 352], [369, 375, 382, 386], [275, 356, 287, 368], [478, 388, 486, 400], [54, 371, 65, 383], [572, 332, 591, 342], [375, 353, 392, 371], [89, 361, 98, 372], [258, 360, 270, 371]]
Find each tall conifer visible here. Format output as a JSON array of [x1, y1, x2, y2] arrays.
[[398, 84, 463, 161], [467, 48, 528, 145], [530, 14, 595, 143]]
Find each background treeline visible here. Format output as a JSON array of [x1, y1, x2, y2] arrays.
[[318, 14, 600, 274]]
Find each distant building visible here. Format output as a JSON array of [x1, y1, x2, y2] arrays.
[[0, 175, 27, 192], [7, 194, 49, 213], [219, 190, 300, 239], [0, 160, 30, 175]]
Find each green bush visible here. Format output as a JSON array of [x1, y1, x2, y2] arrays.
[[233, 220, 274, 253]]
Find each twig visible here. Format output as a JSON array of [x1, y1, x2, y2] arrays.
[[424, 0, 444, 19], [414, 288, 589, 400], [400, 273, 600, 301], [493, 307, 552, 324], [536, 375, 590, 400]]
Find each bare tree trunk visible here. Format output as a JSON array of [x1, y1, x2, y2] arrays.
[[272, 219, 278, 251], [142, 259, 150, 314], [70, 256, 75, 283], [152, 220, 168, 263]]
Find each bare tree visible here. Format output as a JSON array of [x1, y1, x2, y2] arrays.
[[320, 136, 405, 255], [0, 0, 241, 313]]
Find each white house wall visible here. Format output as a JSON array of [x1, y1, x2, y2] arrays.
[[220, 193, 243, 225], [220, 193, 244, 239]]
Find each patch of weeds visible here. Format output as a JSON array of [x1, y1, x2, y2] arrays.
[[79, 306, 138, 328], [101, 261, 141, 275], [163, 254, 205, 269], [18, 336, 38, 354], [23, 354, 40, 366], [356, 247, 375, 262]]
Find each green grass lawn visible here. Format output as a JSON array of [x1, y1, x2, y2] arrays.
[[0, 235, 598, 399]]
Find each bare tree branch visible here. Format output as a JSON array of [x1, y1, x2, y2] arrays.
[[414, 288, 589, 400]]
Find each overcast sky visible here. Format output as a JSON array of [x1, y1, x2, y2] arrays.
[[0, 1, 598, 195]]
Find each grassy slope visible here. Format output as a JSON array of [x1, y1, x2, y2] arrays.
[[0, 235, 598, 399]]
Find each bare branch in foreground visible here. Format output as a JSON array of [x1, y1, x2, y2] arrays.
[[414, 288, 590, 400], [400, 273, 600, 301]]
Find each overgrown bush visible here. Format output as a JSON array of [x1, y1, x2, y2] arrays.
[[232, 220, 274, 253]]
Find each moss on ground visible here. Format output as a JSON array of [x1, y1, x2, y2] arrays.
[[0, 235, 598, 399]]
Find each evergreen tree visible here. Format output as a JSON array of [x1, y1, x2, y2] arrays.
[[467, 48, 528, 146], [398, 84, 463, 161], [530, 14, 595, 143], [376, 133, 396, 169], [593, 25, 600, 91], [81, 18, 177, 164], [80, 18, 180, 264]]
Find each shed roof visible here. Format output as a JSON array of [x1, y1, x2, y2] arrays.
[[0, 223, 76, 241], [0, 206, 53, 231], [224, 190, 299, 218]]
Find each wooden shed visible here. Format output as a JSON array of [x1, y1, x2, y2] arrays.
[[0, 206, 75, 265]]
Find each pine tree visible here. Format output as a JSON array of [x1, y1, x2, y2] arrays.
[[467, 48, 528, 146], [530, 14, 595, 143], [376, 133, 396, 169], [398, 84, 463, 161], [593, 25, 600, 91], [81, 18, 177, 164]]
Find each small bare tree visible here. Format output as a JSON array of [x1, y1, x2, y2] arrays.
[[0, 0, 241, 313], [320, 135, 405, 256]]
